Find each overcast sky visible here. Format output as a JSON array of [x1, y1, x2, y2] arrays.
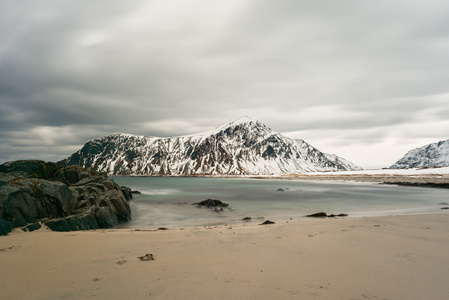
[[1, 1, 449, 169]]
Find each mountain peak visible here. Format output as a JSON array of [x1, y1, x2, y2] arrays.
[[226, 116, 254, 125], [212, 116, 271, 133], [390, 138, 449, 169], [216, 116, 254, 129]]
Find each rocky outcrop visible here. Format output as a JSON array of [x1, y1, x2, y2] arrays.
[[305, 212, 348, 218], [0, 160, 131, 234], [193, 199, 230, 208], [192, 199, 232, 213]]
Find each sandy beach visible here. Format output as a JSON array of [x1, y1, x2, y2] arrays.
[[1, 213, 449, 300]]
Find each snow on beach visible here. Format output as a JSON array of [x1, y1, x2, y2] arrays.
[[304, 167, 449, 176]]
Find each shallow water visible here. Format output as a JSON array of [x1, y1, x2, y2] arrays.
[[112, 177, 448, 228]]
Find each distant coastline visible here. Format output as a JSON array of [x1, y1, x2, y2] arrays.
[[112, 167, 449, 188]]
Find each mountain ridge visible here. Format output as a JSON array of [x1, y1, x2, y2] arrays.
[[60, 117, 362, 175], [390, 139, 449, 169]]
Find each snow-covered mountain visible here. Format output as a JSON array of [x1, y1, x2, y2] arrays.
[[390, 139, 449, 169], [60, 116, 362, 175]]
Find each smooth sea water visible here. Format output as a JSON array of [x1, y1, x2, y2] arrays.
[[112, 177, 448, 228]]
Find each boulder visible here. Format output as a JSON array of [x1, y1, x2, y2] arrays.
[[0, 176, 75, 228], [0, 219, 12, 236], [193, 199, 229, 207], [306, 212, 328, 218], [22, 222, 42, 232], [45, 208, 99, 231], [305, 212, 348, 218], [120, 186, 133, 201], [260, 220, 275, 225], [0, 160, 62, 180], [0, 161, 132, 232]]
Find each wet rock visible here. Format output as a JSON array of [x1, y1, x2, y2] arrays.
[[242, 217, 252, 221], [276, 188, 285, 192], [441, 207, 449, 210], [120, 186, 133, 201], [306, 212, 348, 218], [193, 199, 229, 208], [306, 212, 328, 218], [260, 220, 275, 225]]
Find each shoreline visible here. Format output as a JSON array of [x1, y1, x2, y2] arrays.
[[112, 167, 449, 188], [1, 213, 449, 299], [261, 173, 449, 188]]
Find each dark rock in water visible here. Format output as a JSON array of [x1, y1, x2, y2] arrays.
[[22, 222, 42, 232], [441, 207, 449, 210], [276, 188, 285, 192], [306, 212, 348, 218], [158, 227, 168, 230], [0, 220, 12, 236], [120, 186, 133, 201], [306, 212, 328, 218], [0, 160, 132, 232], [328, 214, 348, 217], [242, 217, 252, 221], [439, 202, 449, 205], [193, 199, 229, 208], [131, 190, 142, 195], [260, 220, 275, 225]]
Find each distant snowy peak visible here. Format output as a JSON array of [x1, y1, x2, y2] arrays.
[[390, 139, 449, 169], [217, 116, 257, 129], [210, 116, 272, 136], [61, 117, 362, 175]]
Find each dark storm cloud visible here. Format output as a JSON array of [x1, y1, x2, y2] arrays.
[[1, 0, 449, 167]]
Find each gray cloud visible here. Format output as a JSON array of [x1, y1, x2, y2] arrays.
[[1, 0, 449, 168]]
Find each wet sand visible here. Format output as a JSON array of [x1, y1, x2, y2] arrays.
[[1, 213, 449, 299]]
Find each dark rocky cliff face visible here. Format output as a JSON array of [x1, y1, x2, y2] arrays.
[[60, 117, 361, 175], [0, 160, 132, 235]]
